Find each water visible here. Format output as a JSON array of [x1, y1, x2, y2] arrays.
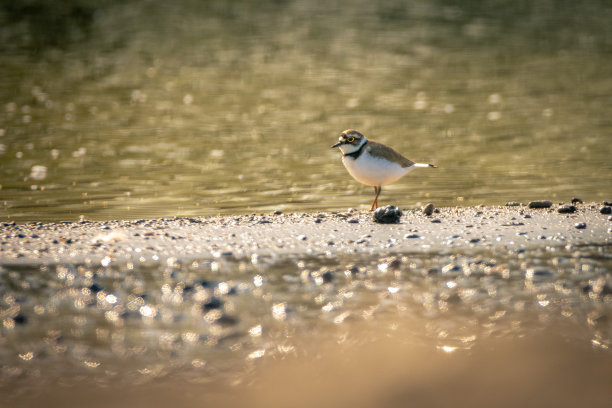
[[1, 0, 611, 222], [1, 244, 611, 405]]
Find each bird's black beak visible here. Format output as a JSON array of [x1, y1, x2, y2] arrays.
[[331, 141, 342, 148]]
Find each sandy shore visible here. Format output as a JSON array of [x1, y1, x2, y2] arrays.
[[1, 203, 610, 265]]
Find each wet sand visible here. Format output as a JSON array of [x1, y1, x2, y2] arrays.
[[1, 203, 610, 266]]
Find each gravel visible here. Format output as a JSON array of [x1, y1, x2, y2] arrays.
[[0, 203, 609, 266]]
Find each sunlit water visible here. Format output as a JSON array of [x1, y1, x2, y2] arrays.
[[1, 244, 611, 401], [1, 0, 611, 222]]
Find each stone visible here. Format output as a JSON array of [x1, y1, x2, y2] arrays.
[[528, 200, 553, 209], [571, 197, 583, 204], [422, 203, 435, 216], [575, 222, 587, 229], [373, 205, 402, 224], [600, 207, 612, 215], [558, 204, 577, 214]]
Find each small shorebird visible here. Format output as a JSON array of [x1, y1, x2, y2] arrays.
[[332, 129, 436, 210]]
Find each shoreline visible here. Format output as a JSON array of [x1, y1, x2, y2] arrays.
[[1, 203, 610, 266]]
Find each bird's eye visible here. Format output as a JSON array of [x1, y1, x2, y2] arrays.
[[346, 137, 355, 143]]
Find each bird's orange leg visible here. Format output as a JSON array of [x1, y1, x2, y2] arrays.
[[371, 186, 381, 210]]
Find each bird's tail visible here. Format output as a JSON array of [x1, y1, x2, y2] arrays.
[[414, 163, 437, 168]]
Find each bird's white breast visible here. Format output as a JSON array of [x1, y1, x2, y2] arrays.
[[342, 151, 414, 186]]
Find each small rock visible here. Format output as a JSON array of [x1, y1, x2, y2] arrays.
[[203, 298, 223, 311], [558, 204, 577, 214], [604, 201, 612, 206], [297, 235, 307, 240], [347, 218, 359, 224], [322, 271, 334, 283], [430, 219, 441, 223], [13, 313, 28, 325], [528, 200, 553, 209], [526, 268, 554, 280], [600, 207, 612, 215], [373, 205, 402, 224], [273, 210, 283, 215], [505, 202, 521, 206], [571, 197, 583, 204], [575, 222, 587, 229], [216, 315, 239, 326], [422, 203, 435, 216], [404, 234, 420, 239], [469, 238, 480, 243], [89, 283, 103, 293]]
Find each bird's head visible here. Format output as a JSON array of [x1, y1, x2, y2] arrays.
[[331, 129, 367, 154]]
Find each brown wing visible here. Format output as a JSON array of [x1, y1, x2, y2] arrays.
[[366, 140, 415, 168]]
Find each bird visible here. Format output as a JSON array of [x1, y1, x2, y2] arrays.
[[331, 129, 436, 210]]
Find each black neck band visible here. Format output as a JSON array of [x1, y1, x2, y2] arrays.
[[343, 140, 367, 159]]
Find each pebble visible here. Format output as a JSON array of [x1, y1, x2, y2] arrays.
[[558, 205, 577, 214], [575, 222, 587, 229], [529, 201, 553, 209], [404, 234, 421, 239], [13, 313, 28, 325], [422, 203, 435, 216], [203, 298, 223, 311], [297, 235, 307, 240], [600, 207, 612, 215], [604, 201, 612, 206], [571, 198, 583, 204], [373, 205, 402, 224], [321, 270, 334, 283], [505, 202, 521, 206], [347, 218, 359, 224]]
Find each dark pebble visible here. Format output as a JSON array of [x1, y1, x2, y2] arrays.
[[203, 298, 223, 311], [89, 283, 103, 293], [422, 203, 435, 216], [314, 219, 322, 224], [505, 202, 521, 207], [571, 197, 583, 204], [445, 293, 462, 304], [469, 238, 480, 243], [404, 234, 420, 239], [558, 204, 577, 214], [524, 214, 532, 219], [600, 207, 612, 215], [575, 222, 587, 229], [347, 218, 359, 224], [373, 205, 402, 224], [17, 234, 26, 238], [13, 313, 28, 325], [216, 315, 239, 326], [430, 219, 442, 223], [604, 201, 612, 206], [322, 271, 334, 283], [528, 200, 553, 209], [273, 210, 283, 215], [199, 280, 219, 288]]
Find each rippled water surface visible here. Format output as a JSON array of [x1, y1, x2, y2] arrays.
[[1, 0, 611, 222], [1, 244, 611, 405]]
